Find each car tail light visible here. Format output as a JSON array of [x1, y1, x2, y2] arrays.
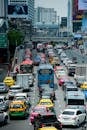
[[60, 123, 62, 128], [41, 124, 45, 127]]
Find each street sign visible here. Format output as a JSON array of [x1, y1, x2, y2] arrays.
[[0, 33, 8, 48]]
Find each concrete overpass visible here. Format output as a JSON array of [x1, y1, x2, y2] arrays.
[[31, 36, 71, 42]]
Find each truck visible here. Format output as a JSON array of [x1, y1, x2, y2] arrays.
[[74, 64, 86, 87], [16, 73, 31, 92]]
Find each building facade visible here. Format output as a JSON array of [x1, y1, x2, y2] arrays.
[[67, 0, 73, 34], [8, 0, 34, 23], [67, 0, 83, 33], [34, 7, 57, 24]]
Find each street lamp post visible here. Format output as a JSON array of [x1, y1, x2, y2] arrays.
[[57, 16, 60, 37]]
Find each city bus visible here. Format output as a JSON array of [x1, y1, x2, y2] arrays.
[[66, 91, 86, 112], [37, 64, 54, 88]]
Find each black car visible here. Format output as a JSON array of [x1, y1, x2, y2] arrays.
[[0, 83, 8, 93], [34, 112, 62, 130]]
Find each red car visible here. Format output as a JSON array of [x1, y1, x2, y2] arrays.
[[58, 76, 69, 86], [29, 105, 48, 124]]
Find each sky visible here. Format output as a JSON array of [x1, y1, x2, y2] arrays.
[[35, 0, 68, 17]]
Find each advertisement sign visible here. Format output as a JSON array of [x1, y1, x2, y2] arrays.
[[78, 0, 87, 10], [0, 33, 7, 48], [72, 0, 83, 20], [82, 17, 87, 31], [8, 4, 28, 17]]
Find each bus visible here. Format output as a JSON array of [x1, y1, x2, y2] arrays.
[[37, 64, 54, 88], [66, 91, 86, 112]]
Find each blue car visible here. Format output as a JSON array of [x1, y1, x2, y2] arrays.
[[34, 55, 41, 65]]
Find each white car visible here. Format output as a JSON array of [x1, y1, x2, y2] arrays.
[[58, 108, 86, 127], [56, 70, 67, 79], [7, 85, 23, 99], [14, 93, 31, 106]]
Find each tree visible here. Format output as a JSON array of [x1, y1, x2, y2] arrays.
[[7, 29, 24, 58]]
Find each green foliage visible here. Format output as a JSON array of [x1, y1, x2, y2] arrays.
[[7, 29, 24, 47]]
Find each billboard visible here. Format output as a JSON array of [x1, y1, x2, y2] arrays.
[[72, 0, 83, 20], [82, 16, 87, 31], [8, 4, 28, 18], [78, 0, 87, 10], [0, 0, 8, 18]]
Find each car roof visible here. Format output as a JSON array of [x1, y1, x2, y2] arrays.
[[0, 82, 5, 84], [10, 85, 21, 88], [40, 99, 52, 102], [0, 95, 5, 98], [66, 85, 78, 89], [63, 108, 80, 112], [15, 93, 27, 96]]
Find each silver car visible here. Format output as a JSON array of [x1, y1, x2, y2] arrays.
[[0, 111, 9, 125]]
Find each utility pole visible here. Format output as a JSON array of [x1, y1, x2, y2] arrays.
[[57, 16, 60, 37]]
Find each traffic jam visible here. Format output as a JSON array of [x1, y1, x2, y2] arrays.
[[0, 41, 87, 130]]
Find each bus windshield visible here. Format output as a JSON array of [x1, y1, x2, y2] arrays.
[[68, 99, 84, 105]]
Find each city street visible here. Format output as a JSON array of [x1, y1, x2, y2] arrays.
[[0, 66, 86, 130]]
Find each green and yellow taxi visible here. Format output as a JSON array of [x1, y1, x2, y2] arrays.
[[9, 100, 29, 118]]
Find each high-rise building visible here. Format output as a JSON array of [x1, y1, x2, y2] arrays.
[[67, 0, 83, 33], [34, 7, 57, 24], [0, 0, 8, 18], [67, 0, 72, 34], [61, 17, 67, 27], [8, 0, 34, 23]]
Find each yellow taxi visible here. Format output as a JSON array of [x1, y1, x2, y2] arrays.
[[80, 82, 87, 89], [51, 57, 59, 66], [38, 126, 58, 130], [3, 76, 15, 87], [9, 100, 29, 118], [38, 99, 54, 108]]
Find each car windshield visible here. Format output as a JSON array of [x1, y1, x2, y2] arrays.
[[10, 87, 21, 90], [67, 88, 78, 91], [68, 99, 84, 105], [62, 111, 74, 115], [0, 83, 4, 86], [15, 96, 26, 100], [10, 104, 23, 108], [40, 102, 51, 105]]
